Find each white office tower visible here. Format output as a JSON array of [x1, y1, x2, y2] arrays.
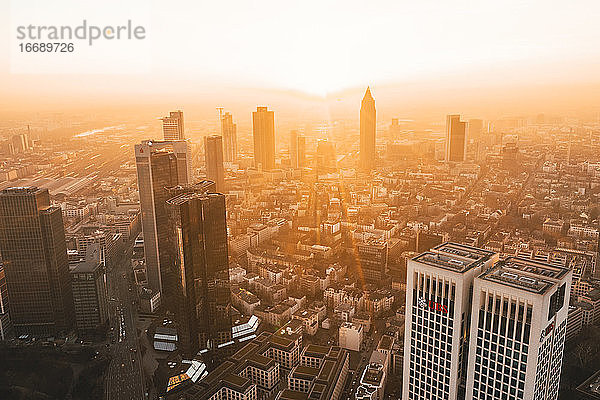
[[465, 257, 571, 400], [403, 243, 499, 400]]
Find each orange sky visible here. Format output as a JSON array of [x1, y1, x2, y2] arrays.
[[1, 0, 599, 117]]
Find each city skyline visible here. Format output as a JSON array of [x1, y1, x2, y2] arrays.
[[1, 1, 599, 400]]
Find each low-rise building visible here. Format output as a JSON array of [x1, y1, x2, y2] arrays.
[[293, 309, 319, 336], [232, 288, 261, 316], [339, 322, 363, 352]]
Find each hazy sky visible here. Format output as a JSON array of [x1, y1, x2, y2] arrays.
[[1, 0, 600, 115]]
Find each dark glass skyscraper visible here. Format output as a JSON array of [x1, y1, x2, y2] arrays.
[[166, 188, 231, 357], [135, 140, 190, 297], [0, 187, 74, 335], [0, 264, 12, 340], [360, 87, 376, 171]]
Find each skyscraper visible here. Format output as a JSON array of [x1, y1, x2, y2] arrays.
[[316, 139, 336, 171], [445, 114, 467, 162], [11, 133, 28, 153], [162, 110, 185, 141], [166, 188, 231, 356], [468, 118, 484, 139], [389, 118, 401, 138], [0, 187, 74, 335], [357, 238, 388, 284], [465, 258, 571, 400], [297, 135, 306, 169], [204, 135, 225, 192], [403, 242, 498, 400], [221, 112, 237, 163], [252, 106, 275, 170], [69, 245, 108, 333], [135, 140, 190, 297], [290, 130, 306, 169], [0, 264, 12, 340], [290, 130, 298, 169], [360, 87, 376, 171]]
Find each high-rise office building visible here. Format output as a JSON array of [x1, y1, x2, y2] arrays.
[[135, 140, 190, 297], [465, 257, 571, 400], [297, 135, 306, 169], [468, 119, 484, 139], [316, 139, 336, 171], [11, 133, 28, 153], [221, 112, 237, 163], [290, 130, 298, 169], [290, 130, 306, 169], [445, 114, 467, 162], [204, 135, 225, 192], [166, 189, 231, 356], [360, 87, 376, 171], [0, 187, 74, 335], [0, 264, 12, 340], [162, 110, 185, 141], [252, 106, 276, 170], [403, 242, 498, 400], [357, 238, 388, 283], [69, 245, 108, 333], [389, 118, 401, 138]]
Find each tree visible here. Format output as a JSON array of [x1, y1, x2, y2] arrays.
[[575, 341, 593, 367]]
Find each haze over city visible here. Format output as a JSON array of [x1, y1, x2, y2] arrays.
[[1, 1, 600, 400]]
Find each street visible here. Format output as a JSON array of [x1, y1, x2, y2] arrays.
[[105, 241, 146, 400]]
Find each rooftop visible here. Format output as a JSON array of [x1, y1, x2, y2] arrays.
[[479, 257, 570, 294], [277, 389, 309, 400], [302, 344, 330, 358], [69, 260, 102, 274], [290, 365, 319, 380], [378, 335, 394, 351], [413, 242, 496, 273], [360, 363, 385, 387]]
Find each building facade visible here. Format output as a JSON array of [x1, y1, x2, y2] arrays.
[[360, 87, 376, 171], [162, 110, 185, 141], [204, 135, 225, 192], [290, 130, 306, 169], [465, 257, 572, 400], [0, 187, 74, 335], [403, 242, 498, 400], [252, 106, 276, 170], [135, 140, 190, 296], [445, 114, 467, 162], [0, 264, 12, 340], [221, 111, 238, 163], [166, 189, 231, 356], [70, 259, 108, 333]]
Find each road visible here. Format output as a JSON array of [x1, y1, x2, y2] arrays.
[[346, 318, 387, 398], [105, 241, 146, 400]]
